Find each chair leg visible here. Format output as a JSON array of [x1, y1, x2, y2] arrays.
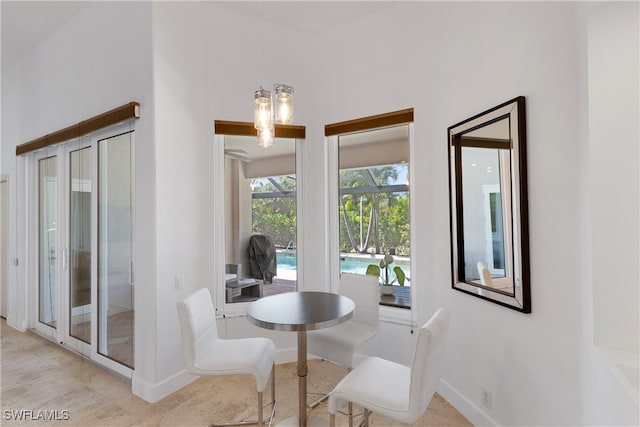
[[309, 365, 353, 410], [210, 365, 276, 427], [270, 364, 276, 418], [308, 392, 329, 409], [258, 391, 263, 427], [348, 402, 353, 427], [265, 364, 276, 425], [330, 413, 336, 427]]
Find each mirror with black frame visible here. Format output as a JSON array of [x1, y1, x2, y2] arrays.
[[448, 96, 531, 313]]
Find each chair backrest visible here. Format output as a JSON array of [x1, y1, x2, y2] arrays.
[[477, 262, 493, 287], [407, 307, 450, 421], [339, 273, 379, 328], [176, 288, 219, 372]]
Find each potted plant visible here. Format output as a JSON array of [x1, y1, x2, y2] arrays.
[[366, 254, 406, 295]]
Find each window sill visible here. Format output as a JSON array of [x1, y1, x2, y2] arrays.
[[379, 285, 411, 309]]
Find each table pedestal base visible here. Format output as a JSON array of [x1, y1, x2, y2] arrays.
[[297, 331, 307, 426], [276, 416, 329, 427]]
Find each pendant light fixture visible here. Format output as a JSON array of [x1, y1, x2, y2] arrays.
[[254, 83, 294, 148], [274, 84, 294, 124], [254, 87, 273, 130], [257, 127, 274, 148]]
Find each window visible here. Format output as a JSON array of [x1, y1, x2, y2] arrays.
[[327, 114, 414, 310], [221, 132, 299, 304]]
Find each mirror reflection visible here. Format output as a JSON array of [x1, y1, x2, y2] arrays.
[[449, 96, 531, 313], [460, 118, 513, 294], [224, 135, 297, 303]]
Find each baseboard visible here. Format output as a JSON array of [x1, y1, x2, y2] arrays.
[[131, 347, 300, 403], [437, 378, 500, 427], [132, 369, 197, 403], [7, 315, 27, 332]]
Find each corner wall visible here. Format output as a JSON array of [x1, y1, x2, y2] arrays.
[[313, 2, 586, 424], [580, 2, 639, 423]]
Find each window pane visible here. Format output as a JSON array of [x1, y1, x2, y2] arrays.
[[69, 147, 92, 343], [39, 156, 58, 328], [98, 131, 135, 368], [224, 136, 297, 302], [338, 125, 411, 299]]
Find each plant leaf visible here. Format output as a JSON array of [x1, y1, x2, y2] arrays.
[[393, 266, 406, 286], [366, 264, 380, 278]]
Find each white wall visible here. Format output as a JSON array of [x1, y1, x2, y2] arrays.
[[143, 1, 211, 399], [580, 2, 639, 423]]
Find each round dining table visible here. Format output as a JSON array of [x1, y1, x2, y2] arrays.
[[247, 291, 355, 427]]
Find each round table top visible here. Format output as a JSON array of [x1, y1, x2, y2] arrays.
[[247, 291, 354, 332]]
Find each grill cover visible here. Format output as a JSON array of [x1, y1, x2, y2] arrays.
[[247, 234, 277, 283]]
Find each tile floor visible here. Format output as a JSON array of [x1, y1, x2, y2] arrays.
[[1, 320, 472, 426]]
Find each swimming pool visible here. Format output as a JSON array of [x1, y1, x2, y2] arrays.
[[276, 252, 410, 285]]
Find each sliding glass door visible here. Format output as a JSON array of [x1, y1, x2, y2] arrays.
[[69, 147, 92, 344], [38, 156, 58, 330], [98, 131, 135, 368], [33, 126, 135, 374]]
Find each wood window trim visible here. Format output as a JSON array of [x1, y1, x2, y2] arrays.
[[458, 136, 511, 150], [16, 102, 140, 155], [214, 120, 306, 139], [324, 108, 414, 137]]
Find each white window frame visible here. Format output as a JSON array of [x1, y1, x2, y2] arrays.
[[327, 124, 417, 327], [213, 134, 305, 317]]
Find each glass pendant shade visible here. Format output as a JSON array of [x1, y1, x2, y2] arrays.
[[254, 87, 273, 130], [257, 127, 274, 148], [274, 84, 294, 124]]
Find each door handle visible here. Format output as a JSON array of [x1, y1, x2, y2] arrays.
[[130, 258, 135, 286], [61, 248, 68, 270]]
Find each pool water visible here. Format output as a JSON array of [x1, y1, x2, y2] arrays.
[[276, 253, 410, 285]]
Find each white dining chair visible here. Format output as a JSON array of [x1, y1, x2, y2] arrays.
[[176, 288, 276, 427], [477, 261, 494, 287], [307, 273, 379, 424], [328, 307, 450, 427]]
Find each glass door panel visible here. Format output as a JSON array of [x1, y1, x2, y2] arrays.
[[69, 147, 92, 344], [98, 131, 134, 368], [39, 156, 58, 328]]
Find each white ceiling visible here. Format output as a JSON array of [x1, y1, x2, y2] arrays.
[[1, 1, 88, 72], [1, 1, 393, 72], [214, 2, 394, 33]]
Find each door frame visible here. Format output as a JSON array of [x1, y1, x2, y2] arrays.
[[1, 176, 9, 319], [28, 123, 135, 378]]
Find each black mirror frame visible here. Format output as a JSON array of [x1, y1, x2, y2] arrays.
[[447, 96, 531, 313]]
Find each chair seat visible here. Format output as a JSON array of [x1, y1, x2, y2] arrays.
[[308, 321, 377, 368], [329, 308, 450, 427], [329, 356, 412, 422], [193, 337, 275, 391]]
